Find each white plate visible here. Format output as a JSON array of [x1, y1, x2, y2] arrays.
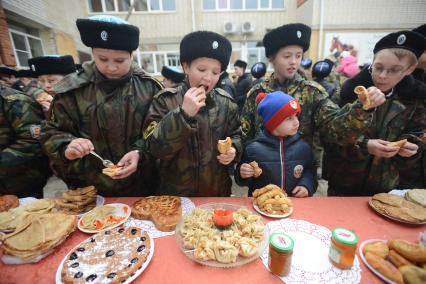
[[55, 229, 154, 284], [253, 201, 293, 218], [368, 198, 426, 225], [176, 202, 268, 268], [78, 203, 131, 234], [77, 195, 105, 217], [18, 197, 37, 207], [358, 239, 396, 284]]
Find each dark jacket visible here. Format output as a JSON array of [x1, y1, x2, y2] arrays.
[[412, 68, 425, 84], [315, 78, 339, 103], [324, 67, 426, 195], [42, 61, 162, 197], [217, 72, 237, 100], [0, 86, 51, 197], [143, 81, 243, 197], [235, 73, 252, 112], [235, 129, 315, 196]]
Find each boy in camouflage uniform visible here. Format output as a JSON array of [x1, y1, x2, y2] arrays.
[[241, 23, 385, 152], [0, 85, 51, 197], [143, 31, 242, 197], [42, 16, 162, 197], [326, 31, 426, 195]]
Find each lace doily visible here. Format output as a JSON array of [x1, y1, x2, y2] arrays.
[[124, 197, 195, 238], [261, 219, 361, 284]]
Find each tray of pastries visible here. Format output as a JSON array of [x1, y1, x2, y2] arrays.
[[176, 203, 267, 268], [369, 193, 426, 224], [252, 184, 293, 218], [57, 226, 153, 284], [359, 238, 426, 284]]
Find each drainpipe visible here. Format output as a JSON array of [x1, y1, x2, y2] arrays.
[[317, 0, 324, 61], [191, 0, 196, 31]]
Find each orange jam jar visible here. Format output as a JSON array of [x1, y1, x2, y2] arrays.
[[268, 233, 294, 276], [329, 228, 358, 269]]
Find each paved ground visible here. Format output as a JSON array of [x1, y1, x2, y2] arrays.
[[43, 175, 328, 197]]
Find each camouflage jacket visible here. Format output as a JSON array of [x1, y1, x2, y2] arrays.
[[240, 72, 373, 148], [143, 82, 242, 197], [325, 70, 426, 195], [0, 85, 51, 197], [41, 61, 162, 197]]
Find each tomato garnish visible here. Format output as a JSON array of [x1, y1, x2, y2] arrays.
[[94, 219, 104, 230], [213, 209, 233, 228], [123, 206, 129, 214]]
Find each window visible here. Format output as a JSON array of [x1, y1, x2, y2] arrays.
[[137, 50, 180, 74], [9, 29, 44, 67], [202, 0, 284, 10], [88, 0, 102, 12], [88, 0, 176, 13]]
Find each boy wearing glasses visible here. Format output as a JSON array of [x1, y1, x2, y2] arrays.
[[325, 30, 426, 195]]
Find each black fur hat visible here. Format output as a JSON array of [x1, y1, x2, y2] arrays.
[[180, 31, 232, 71], [28, 55, 76, 76], [374, 30, 426, 58], [234, 59, 247, 69], [0, 66, 17, 76], [263, 23, 311, 57], [77, 15, 139, 51], [250, 62, 267, 79], [312, 60, 332, 79], [413, 24, 426, 38], [161, 66, 185, 83], [16, 69, 36, 78]]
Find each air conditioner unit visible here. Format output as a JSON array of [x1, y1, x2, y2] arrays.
[[242, 21, 255, 34], [224, 22, 236, 34]]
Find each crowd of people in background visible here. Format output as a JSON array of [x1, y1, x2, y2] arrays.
[[1, 15, 425, 199]]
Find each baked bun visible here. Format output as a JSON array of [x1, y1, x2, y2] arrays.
[[35, 92, 53, 103], [354, 85, 370, 110], [217, 137, 232, 154], [249, 161, 262, 178], [363, 241, 389, 258], [387, 139, 408, 148]]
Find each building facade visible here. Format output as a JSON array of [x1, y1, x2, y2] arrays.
[[1, 0, 425, 74]]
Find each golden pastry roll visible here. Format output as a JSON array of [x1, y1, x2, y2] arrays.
[[249, 161, 262, 178], [399, 265, 426, 284], [388, 240, 426, 263], [354, 85, 370, 110], [388, 249, 415, 268], [363, 241, 389, 258], [365, 252, 404, 284], [387, 139, 408, 148]]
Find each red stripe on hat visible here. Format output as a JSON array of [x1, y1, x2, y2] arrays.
[[264, 100, 300, 132]]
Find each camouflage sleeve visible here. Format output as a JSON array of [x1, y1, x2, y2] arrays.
[[393, 99, 426, 167], [240, 88, 258, 144], [143, 94, 197, 160], [41, 96, 79, 169], [225, 97, 243, 162], [313, 87, 373, 146], [0, 95, 45, 167]]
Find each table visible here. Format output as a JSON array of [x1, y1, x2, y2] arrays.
[[0, 197, 423, 284]]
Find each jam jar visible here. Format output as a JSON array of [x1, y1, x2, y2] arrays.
[[329, 228, 358, 269], [268, 232, 294, 276]]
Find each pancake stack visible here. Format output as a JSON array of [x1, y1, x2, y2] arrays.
[[56, 186, 97, 215]]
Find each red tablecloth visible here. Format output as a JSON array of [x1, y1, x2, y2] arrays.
[[0, 197, 424, 284]]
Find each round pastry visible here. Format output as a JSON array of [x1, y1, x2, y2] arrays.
[[354, 85, 370, 110]]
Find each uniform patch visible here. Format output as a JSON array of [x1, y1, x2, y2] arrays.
[[241, 118, 251, 135], [143, 121, 158, 139], [290, 100, 298, 109], [30, 124, 41, 139], [294, 165, 303, 178]]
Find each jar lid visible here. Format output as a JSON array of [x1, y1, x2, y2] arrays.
[[332, 228, 358, 246], [269, 233, 294, 252]]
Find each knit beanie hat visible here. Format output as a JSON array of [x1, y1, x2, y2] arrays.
[[256, 91, 301, 132]]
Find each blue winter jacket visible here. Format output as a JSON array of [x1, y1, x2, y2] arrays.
[[235, 129, 315, 196]]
